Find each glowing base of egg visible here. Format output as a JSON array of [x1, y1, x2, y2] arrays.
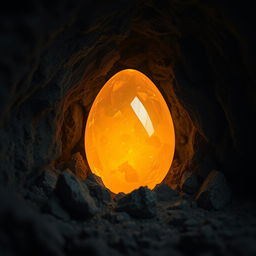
[[85, 69, 175, 194]]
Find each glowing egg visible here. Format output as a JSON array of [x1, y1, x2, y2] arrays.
[[85, 69, 175, 194]]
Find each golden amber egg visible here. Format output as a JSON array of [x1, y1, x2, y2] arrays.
[[85, 69, 175, 194]]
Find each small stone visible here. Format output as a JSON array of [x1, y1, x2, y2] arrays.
[[104, 211, 131, 223], [85, 174, 112, 206], [167, 199, 190, 210], [154, 183, 178, 201], [68, 152, 88, 180], [184, 218, 198, 227], [28, 186, 48, 204], [196, 170, 231, 210], [114, 192, 126, 201], [55, 169, 98, 219], [86, 173, 104, 186], [116, 186, 156, 218], [37, 168, 58, 196], [180, 171, 199, 194]]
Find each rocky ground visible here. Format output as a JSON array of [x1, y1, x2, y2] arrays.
[[1, 167, 256, 256]]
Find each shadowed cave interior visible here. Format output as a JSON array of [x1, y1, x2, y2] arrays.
[[0, 1, 256, 255]]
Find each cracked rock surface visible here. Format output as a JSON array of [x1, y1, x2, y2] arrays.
[[55, 170, 99, 219], [116, 186, 157, 218], [1, 173, 256, 256], [196, 170, 231, 210]]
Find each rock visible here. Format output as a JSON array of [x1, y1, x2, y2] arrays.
[[184, 218, 199, 228], [167, 210, 188, 226], [180, 171, 199, 194], [154, 183, 178, 201], [114, 192, 126, 201], [37, 168, 58, 196], [85, 173, 112, 206], [167, 199, 190, 210], [55, 169, 98, 219], [68, 152, 88, 180], [45, 196, 70, 221], [0, 188, 64, 256], [196, 170, 231, 210], [86, 172, 105, 186], [116, 186, 156, 218], [28, 169, 58, 204], [28, 186, 48, 205], [103, 211, 131, 224], [55, 221, 78, 240]]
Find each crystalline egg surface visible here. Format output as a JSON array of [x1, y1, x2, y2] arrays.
[[85, 69, 175, 194]]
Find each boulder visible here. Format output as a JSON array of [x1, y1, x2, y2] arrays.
[[86, 172, 105, 186], [84, 173, 112, 206], [28, 168, 59, 204], [154, 183, 178, 201], [114, 192, 126, 201], [167, 199, 190, 210], [116, 186, 156, 218], [180, 171, 199, 195], [167, 210, 188, 226], [68, 152, 88, 180], [37, 168, 58, 196], [103, 211, 131, 224], [55, 169, 98, 219], [45, 195, 70, 221], [196, 170, 231, 210]]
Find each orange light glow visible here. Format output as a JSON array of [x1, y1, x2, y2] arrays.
[[85, 69, 175, 194]]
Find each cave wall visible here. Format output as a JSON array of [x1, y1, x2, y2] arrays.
[[0, 0, 255, 195]]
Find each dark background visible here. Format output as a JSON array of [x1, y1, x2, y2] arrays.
[[1, 1, 256, 256]]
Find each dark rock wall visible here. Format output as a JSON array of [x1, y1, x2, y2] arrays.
[[0, 0, 255, 196]]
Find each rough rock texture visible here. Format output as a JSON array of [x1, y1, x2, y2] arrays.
[[67, 152, 89, 180], [103, 211, 131, 224], [27, 169, 59, 205], [196, 170, 231, 210], [116, 186, 157, 218], [1, 185, 256, 256], [0, 189, 65, 256], [154, 183, 179, 201], [180, 171, 199, 194], [86, 172, 106, 187], [84, 173, 112, 207], [55, 169, 98, 219], [37, 168, 59, 196], [45, 195, 70, 221]]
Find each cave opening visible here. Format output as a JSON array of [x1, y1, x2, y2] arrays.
[[56, 57, 196, 193]]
